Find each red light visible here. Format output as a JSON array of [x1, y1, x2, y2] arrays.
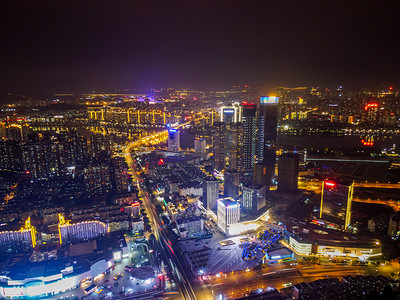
[[390, 87, 393, 90], [132, 202, 140, 207], [167, 244, 174, 254], [325, 181, 335, 187]]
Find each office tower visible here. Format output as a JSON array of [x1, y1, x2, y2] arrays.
[[319, 180, 354, 230], [217, 198, 240, 234], [194, 138, 206, 154], [202, 177, 219, 210], [242, 184, 267, 216], [220, 104, 241, 123], [167, 129, 180, 152], [241, 103, 257, 170], [256, 96, 279, 185], [278, 153, 299, 193], [224, 170, 240, 199], [213, 122, 243, 171]]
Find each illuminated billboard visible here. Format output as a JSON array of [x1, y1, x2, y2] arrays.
[[260, 96, 279, 105]]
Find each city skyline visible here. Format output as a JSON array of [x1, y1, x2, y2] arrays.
[[1, 2, 400, 299], [1, 1, 399, 94]]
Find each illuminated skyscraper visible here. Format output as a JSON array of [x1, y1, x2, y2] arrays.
[[220, 104, 241, 123], [241, 103, 257, 170], [256, 96, 279, 185], [319, 180, 354, 230], [202, 177, 219, 210], [213, 122, 243, 171], [168, 129, 180, 152]]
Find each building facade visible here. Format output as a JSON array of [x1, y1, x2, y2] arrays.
[[278, 153, 299, 193], [217, 198, 240, 234], [167, 129, 180, 152]]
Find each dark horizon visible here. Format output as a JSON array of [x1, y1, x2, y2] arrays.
[[1, 1, 399, 94]]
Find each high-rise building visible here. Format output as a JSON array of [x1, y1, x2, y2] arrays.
[[66, 131, 89, 167], [213, 122, 243, 171], [217, 198, 240, 234], [241, 103, 257, 170], [90, 133, 111, 157], [0, 122, 6, 139], [278, 153, 299, 193], [0, 141, 23, 171], [256, 96, 279, 185], [6, 125, 23, 142], [362, 102, 380, 125], [319, 180, 354, 230], [168, 129, 180, 152], [254, 163, 269, 186], [22, 142, 46, 178], [84, 163, 113, 196], [241, 184, 267, 216], [194, 138, 206, 154], [202, 177, 219, 210], [112, 157, 130, 193], [224, 170, 240, 199], [220, 104, 241, 123]]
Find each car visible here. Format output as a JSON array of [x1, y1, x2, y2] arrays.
[[107, 285, 112, 290], [95, 286, 103, 294], [113, 273, 123, 280], [125, 265, 133, 272]]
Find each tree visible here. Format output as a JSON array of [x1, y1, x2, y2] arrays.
[[155, 204, 164, 215]]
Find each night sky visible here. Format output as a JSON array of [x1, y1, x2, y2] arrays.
[[1, 0, 399, 92]]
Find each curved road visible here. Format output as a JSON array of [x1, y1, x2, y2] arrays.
[[124, 122, 212, 300]]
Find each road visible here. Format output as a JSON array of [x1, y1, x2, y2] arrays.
[[205, 263, 399, 299], [124, 122, 212, 300], [353, 198, 400, 211]]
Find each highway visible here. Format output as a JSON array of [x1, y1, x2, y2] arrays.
[[205, 263, 399, 299], [124, 122, 212, 300]]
